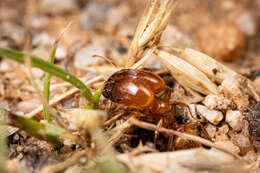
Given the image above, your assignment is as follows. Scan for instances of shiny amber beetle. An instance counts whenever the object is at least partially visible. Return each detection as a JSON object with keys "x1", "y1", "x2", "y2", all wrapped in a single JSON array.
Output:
[
  {"x1": 102, "y1": 69, "x2": 171, "y2": 115},
  {"x1": 102, "y1": 69, "x2": 210, "y2": 150}
]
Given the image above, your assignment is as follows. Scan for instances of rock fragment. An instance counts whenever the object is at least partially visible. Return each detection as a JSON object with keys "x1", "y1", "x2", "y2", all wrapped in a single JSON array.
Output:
[
  {"x1": 74, "y1": 45, "x2": 105, "y2": 68},
  {"x1": 226, "y1": 110, "x2": 244, "y2": 131},
  {"x1": 203, "y1": 94, "x2": 232, "y2": 111},
  {"x1": 219, "y1": 77, "x2": 249, "y2": 110},
  {"x1": 189, "y1": 104, "x2": 223, "y2": 125},
  {"x1": 231, "y1": 133, "x2": 251, "y2": 155}
]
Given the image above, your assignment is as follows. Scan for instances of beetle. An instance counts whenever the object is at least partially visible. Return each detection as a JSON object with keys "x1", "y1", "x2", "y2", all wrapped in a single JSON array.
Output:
[
  {"x1": 103, "y1": 69, "x2": 172, "y2": 115},
  {"x1": 102, "y1": 69, "x2": 210, "y2": 150}
]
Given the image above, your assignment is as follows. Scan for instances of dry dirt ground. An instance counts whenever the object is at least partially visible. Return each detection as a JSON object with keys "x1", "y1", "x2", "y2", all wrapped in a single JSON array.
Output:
[{"x1": 1, "y1": 0, "x2": 260, "y2": 173}]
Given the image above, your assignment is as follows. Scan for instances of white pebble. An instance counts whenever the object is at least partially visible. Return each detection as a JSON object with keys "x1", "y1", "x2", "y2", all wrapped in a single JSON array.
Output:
[
  {"x1": 189, "y1": 104, "x2": 223, "y2": 125},
  {"x1": 226, "y1": 110, "x2": 243, "y2": 131},
  {"x1": 40, "y1": 0, "x2": 77, "y2": 14},
  {"x1": 0, "y1": 61, "x2": 12, "y2": 72},
  {"x1": 74, "y1": 45, "x2": 105, "y2": 68},
  {"x1": 55, "y1": 47, "x2": 67, "y2": 60},
  {"x1": 205, "y1": 124, "x2": 216, "y2": 138},
  {"x1": 203, "y1": 94, "x2": 231, "y2": 111}
]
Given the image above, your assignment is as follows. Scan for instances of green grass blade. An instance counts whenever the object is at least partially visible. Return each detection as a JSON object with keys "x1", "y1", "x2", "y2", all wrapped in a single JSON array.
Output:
[
  {"x1": 43, "y1": 46, "x2": 57, "y2": 122},
  {"x1": 0, "y1": 108, "x2": 7, "y2": 172},
  {"x1": 87, "y1": 85, "x2": 104, "y2": 109},
  {"x1": 0, "y1": 47, "x2": 94, "y2": 103},
  {"x1": 5, "y1": 109, "x2": 65, "y2": 148}
]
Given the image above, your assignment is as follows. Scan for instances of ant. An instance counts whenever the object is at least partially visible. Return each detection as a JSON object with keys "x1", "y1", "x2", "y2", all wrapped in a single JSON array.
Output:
[{"x1": 102, "y1": 69, "x2": 211, "y2": 150}]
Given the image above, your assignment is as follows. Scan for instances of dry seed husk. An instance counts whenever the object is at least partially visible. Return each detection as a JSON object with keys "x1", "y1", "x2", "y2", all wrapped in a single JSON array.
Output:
[
  {"x1": 182, "y1": 48, "x2": 238, "y2": 83},
  {"x1": 182, "y1": 48, "x2": 260, "y2": 101},
  {"x1": 126, "y1": 0, "x2": 176, "y2": 67},
  {"x1": 156, "y1": 50, "x2": 218, "y2": 95}
]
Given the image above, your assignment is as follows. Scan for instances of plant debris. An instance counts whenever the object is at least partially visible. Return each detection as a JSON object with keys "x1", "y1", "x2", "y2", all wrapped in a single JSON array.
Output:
[{"x1": 1, "y1": 0, "x2": 260, "y2": 172}]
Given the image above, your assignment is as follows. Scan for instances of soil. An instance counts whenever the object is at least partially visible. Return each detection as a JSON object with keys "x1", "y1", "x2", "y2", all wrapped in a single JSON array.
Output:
[{"x1": 1, "y1": 0, "x2": 260, "y2": 172}]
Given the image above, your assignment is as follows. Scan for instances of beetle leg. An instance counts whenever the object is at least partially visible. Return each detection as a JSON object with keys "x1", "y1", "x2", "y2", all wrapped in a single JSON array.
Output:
[
  {"x1": 185, "y1": 122, "x2": 211, "y2": 141},
  {"x1": 168, "y1": 135, "x2": 174, "y2": 150},
  {"x1": 154, "y1": 118, "x2": 163, "y2": 148},
  {"x1": 161, "y1": 86, "x2": 172, "y2": 101},
  {"x1": 195, "y1": 123, "x2": 211, "y2": 141},
  {"x1": 173, "y1": 101, "x2": 204, "y2": 122}
]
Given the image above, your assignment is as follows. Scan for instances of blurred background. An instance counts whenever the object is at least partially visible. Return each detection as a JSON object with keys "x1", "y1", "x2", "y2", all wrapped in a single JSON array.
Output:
[{"x1": 1, "y1": 0, "x2": 260, "y2": 69}]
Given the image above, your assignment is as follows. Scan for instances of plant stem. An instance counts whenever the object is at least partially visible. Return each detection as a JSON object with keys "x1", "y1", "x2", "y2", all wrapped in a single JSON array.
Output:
[
  {"x1": 87, "y1": 85, "x2": 104, "y2": 109},
  {"x1": 0, "y1": 47, "x2": 94, "y2": 103},
  {"x1": 0, "y1": 108, "x2": 7, "y2": 172},
  {"x1": 2, "y1": 108, "x2": 66, "y2": 148},
  {"x1": 43, "y1": 46, "x2": 57, "y2": 122}
]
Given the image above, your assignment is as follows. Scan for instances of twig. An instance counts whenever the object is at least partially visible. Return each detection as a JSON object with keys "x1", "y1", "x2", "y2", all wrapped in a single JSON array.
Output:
[
  {"x1": 128, "y1": 117, "x2": 247, "y2": 162},
  {"x1": 40, "y1": 150, "x2": 88, "y2": 173},
  {"x1": 104, "y1": 112, "x2": 125, "y2": 126},
  {"x1": 108, "y1": 119, "x2": 132, "y2": 145}
]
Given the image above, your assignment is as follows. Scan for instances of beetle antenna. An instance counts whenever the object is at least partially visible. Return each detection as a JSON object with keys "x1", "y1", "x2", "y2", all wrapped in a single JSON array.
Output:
[{"x1": 92, "y1": 54, "x2": 120, "y2": 68}]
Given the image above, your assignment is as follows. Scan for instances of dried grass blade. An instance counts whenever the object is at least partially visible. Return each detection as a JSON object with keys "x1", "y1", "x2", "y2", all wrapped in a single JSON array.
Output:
[
  {"x1": 138, "y1": 0, "x2": 168, "y2": 47},
  {"x1": 125, "y1": 0, "x2": 176, "y2": 67},
  {"x1": 156, "y1": 50, "x2": 219, "y2": 95},
  {"x1": 182, "y1": 48, "x2": 260, "y2": 101},
  {"x1": 125, "y1": 0, "x2": 157, "y2": 68}
]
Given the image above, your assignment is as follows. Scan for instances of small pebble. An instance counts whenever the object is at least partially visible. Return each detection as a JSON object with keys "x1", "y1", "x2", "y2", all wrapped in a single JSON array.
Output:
[
  {"x1": 215, "y1": 124, "x2": 230, "y2": 141},
  {"x1": 17, "y1": 99, "x2": 41, "y2": 113},
  {"x1": 243, "y1": 150, "x2": 258, "y2": 163},
  {"x1": 205, "y1": 124, "x2": 216, "y2": 138},
  {"x1": 79, "y1": 156, "x2": 88, "y2": 164},
  {"x1": 80, "y1": 2, "x2": 112, "y2": 30},
  {"x1": 0, "y1": 60, "x2": 12, "y2": 72},
  {"x1": 55, "y1": 47, "x2": 67, "y2": 60},
  {"x1": 189, "y1": 104, "x2": 223, "y2": 125},
  {"x1": 231, "y1": 133, "x2": 251, "y2": 155},
  {"x1": 63, "y1": 139, "x2": 75, "y2": 146},
  {"x1": 40, "y1": 0, "x2": 77, "y2": 14},
  {"x1": 74, "y1": 45, "x2": 105, "y2": 68},
  {"x1": 219, "y1": 77, "x2": 249, "y2": 110},
  {"x1": 203, "y1": 94, "x2": 231, "y2": 111},
  {"x1": 226, "y1": 110, "x2": 244, "y2": 131}
]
